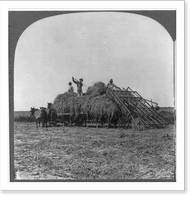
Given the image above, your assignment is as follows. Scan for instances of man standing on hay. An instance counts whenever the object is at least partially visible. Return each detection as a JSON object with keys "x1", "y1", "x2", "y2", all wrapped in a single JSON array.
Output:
[
  {"x1": 72, "y1": 77, "x2": 83, "y2": 96},
  {"x1": 107, "y1": 79, "x2": 121, "y2": 90}
]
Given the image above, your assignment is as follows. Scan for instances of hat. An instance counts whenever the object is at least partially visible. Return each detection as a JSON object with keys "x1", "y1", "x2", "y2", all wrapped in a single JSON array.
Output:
[
  {"x1": 80, "y1": 78, "x2": 83, "y2": 81},
  {"x1": 110, "y1": 79, "x2": 113, "y2": 82},
  {"x1": 68, "y1": 82, "x2": 72, "y2": 85}
]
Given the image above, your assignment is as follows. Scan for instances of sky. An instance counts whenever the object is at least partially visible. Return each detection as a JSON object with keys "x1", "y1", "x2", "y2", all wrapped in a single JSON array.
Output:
[{"x1": 14, "y1": 12, "x2": 174, "y2": 111}]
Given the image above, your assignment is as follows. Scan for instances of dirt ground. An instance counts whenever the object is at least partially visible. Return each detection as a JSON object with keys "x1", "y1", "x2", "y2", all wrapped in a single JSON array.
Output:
[{"x1": 14, "y1": 122, "x2": 176, "y2": 180}]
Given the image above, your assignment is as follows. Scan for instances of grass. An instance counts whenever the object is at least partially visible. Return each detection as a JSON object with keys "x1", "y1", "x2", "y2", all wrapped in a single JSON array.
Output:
[
  {"x1": 159, "y1": 111, "x2": 176, "y2": 124},
  {"x1": 14, "y1": 111, "x2": 31, "y2": 117},
  {"x1": 14, "y1": 111, "x2": 35, "y2": 122},
  {"x1": 14, "y1": 122, "x2": 176, "y2": 180}
]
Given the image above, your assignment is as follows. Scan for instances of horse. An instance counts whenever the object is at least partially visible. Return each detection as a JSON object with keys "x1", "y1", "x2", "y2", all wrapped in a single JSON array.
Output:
[{"x1": 30, "y1": 107, "x2": 48, "y2": 127}]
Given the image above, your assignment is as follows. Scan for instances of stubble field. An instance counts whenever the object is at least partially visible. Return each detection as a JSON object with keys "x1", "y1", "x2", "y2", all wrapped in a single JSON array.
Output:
[{"x1": 14, "y1": 122, "x2": 176, "y2": 181}]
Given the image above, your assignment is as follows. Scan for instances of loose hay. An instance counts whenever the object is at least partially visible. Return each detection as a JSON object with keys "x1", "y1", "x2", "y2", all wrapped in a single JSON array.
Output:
[
  {"x1": 86, "y1": 82, "x2": 107, "y2": 96},
  {"x1": 53, "y1": 82, "x2": 120, "y2": 120},
  {"x1": 53, "y1": 92, "x2": 77, "y2": 114}
]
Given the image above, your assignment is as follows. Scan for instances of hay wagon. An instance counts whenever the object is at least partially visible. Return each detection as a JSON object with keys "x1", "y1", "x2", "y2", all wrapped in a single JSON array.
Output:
[
  {"x1": 52, "y1": 82, "x2": 168, "y2": 129},
  {"x1": 55, "y1": 112, "x2": 87, "y2": 127},
  {"x1": 55, "y1": 113, "x2": 72, "y2": 126}
]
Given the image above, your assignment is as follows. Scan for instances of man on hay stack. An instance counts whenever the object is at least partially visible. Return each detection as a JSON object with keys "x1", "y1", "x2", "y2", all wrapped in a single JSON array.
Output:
[
  {"x1": 107, "y1": 79, "x2": 121, "y2": 90},
  {"x1": 68, "y1": 82, "x2": 74, "y2": 93},
  {"x1": 72, "y1": 77, "x2": 84, "y2": 97}
]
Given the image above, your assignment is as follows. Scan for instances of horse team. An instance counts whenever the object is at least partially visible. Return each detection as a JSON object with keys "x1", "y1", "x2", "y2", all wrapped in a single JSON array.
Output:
[
  {"x1": 30, "y1": 103, "x2": 85, "y2": 128},
  {"x1": 30, "y1": 104, "x2": 57, "y2": 127}
]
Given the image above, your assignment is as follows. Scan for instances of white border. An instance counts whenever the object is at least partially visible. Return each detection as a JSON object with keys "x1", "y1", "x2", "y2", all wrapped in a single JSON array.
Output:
[{"x1": 0, "y1": 1, "x2": 184, "y2": 191}]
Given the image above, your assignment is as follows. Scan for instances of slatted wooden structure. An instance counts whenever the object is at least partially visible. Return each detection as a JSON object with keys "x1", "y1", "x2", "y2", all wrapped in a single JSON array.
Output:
[{"x1": 107, "y1": 87, "x2": 168, "y2": 129}]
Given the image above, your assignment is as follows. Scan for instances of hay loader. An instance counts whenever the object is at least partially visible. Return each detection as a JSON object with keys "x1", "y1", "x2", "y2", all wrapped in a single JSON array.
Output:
[{"x1": 106, "y1": 87, "x2": 168, "y2": 130}]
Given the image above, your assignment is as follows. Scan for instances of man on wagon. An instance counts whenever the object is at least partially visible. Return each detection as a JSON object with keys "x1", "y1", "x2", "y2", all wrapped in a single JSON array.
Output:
[
  {"x1": 72, "y1": 77, "x2": 84, "y2": 97},
  {"x1": 68, "y1": 82, "x2": 74, "y2": 92},
  {"x1": 107, "y1": 79, "x2": 121, "y2": 90}
]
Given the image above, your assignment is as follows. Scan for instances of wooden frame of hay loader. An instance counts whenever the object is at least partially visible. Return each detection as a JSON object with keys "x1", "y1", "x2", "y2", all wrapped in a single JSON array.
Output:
[{"x1": 106, "y1": 87, "x2": 168, "y2": 130}]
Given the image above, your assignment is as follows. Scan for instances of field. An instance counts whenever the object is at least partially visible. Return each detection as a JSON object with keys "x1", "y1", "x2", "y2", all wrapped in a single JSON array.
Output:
[
  {"x1": 14, "y1": 111, "x2": 31, "y2": 117},
  {"x1": 14, "y1": 122, "x2": 176, "y2": 180}
]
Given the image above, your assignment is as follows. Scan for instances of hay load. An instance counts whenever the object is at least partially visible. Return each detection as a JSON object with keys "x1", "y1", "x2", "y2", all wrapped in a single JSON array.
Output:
[
  {"x1": 52, "y1": 82, "x2": 120, "y2": 120},
  {"x1": 53, "y1": 92, "x2": 77, "y2": 114},
  {"x1": 85, "y1": 81, "x2": 107, "y2": 96},
  {"x1": 52, "y1": 81, "x2": 167, "y2": 129}
]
